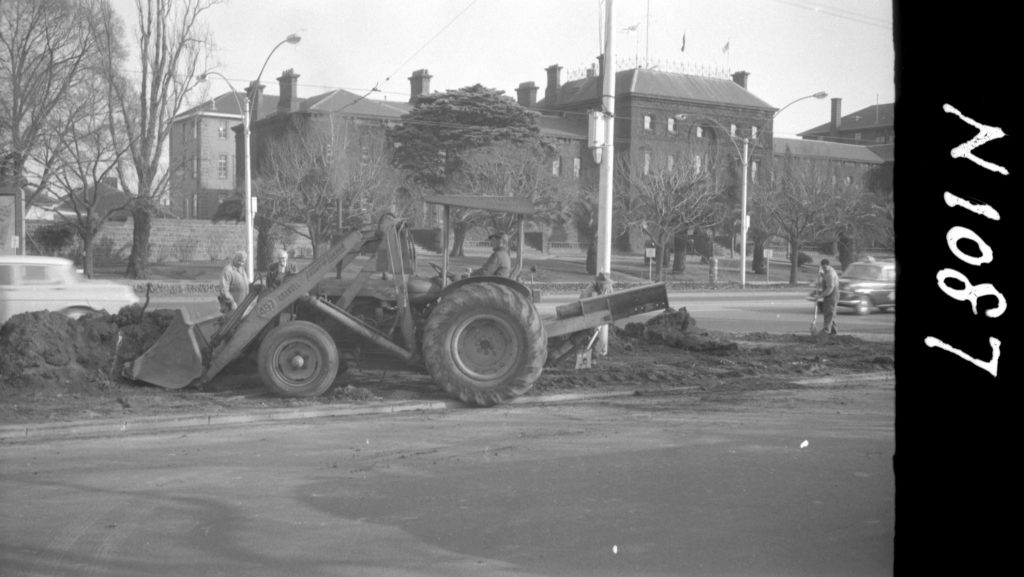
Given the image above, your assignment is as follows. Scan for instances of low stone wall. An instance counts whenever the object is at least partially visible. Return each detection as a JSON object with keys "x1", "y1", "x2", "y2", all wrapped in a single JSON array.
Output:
[{"x1": 27, "y1": 218, "x2": 313, "y2": 267}]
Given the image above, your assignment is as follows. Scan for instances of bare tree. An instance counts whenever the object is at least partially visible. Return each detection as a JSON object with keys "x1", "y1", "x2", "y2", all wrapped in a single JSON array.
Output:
[
  {"x1": 1, "y1": 0, "x2": 107, "y2": 209},
  {"x1": 257, "y1": 117, "x2": 400, "y2": 260},
  {"x1": 45, "y1": 66, "x2": 134, "y2": 277},
  {"x1": 618, "y1": 154, "x2": 723, "y2": 281},
  {"x1": 765, "y1": 150, "x2": 843, "y2": 285},
  {"x1": 105, "y1": 0, "x2": 219, "y2": 278}
]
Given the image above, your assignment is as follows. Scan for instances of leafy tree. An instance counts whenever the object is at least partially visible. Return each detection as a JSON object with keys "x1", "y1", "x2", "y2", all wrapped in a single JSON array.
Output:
[
  {"x1": 106, "y1": 0, "x2": 219, "y2": 278},
  {"x1": 389, "y1": 84, "x2": 542, "y2": 256}
]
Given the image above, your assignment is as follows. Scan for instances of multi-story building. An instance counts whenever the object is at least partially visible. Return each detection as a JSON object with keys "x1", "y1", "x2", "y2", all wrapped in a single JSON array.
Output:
[
  {"x1": 798, "y1": 98, "x2": 894, "y2": 145},
  {"x1": 168, "y1": 90, "x2": 281, "y2": 219}
]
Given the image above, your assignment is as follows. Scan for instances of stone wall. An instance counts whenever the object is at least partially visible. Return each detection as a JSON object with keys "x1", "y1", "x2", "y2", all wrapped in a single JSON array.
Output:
[{"x1": 27, "y1": 218, "x2": 313, "y2": 266}]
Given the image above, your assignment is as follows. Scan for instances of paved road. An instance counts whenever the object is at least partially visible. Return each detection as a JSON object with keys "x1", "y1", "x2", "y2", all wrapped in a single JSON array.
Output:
[
  {"x1": 0, "y1": 375, "x2": 894, "y2": 576},
  {"x1": 150, "y1": 290, "x2": 894, "y2": 341}
]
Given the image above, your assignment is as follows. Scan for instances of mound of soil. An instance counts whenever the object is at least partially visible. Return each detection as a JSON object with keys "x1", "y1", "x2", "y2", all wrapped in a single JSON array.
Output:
[{"x1": 0, "y1": 305, "x2": 894, "y2": 426}]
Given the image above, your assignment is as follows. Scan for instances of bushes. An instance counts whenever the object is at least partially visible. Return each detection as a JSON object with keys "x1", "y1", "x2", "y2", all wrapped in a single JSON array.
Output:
[{"x1": 31, "y1": 221, "x2": 76, "y2": 256}]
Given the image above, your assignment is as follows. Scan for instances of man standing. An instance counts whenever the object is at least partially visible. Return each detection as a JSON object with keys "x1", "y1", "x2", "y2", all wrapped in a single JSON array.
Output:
[
  {"x1": 469, "y1": 232, "x2": 512, "y2": 278},
  {"x1": 817, "y1": 258, "x2": 839, "y2": 335},
  {"x1": 219, "y1": 251, "x2": 249, "y2": 313},
  {"x1": 265, "y1": 248, "x2": 297, "y2": 290}
]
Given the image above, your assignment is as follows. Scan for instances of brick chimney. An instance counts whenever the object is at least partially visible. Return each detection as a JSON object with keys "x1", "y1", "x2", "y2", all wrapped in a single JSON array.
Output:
[
  {"x1": 409, "y1": 69, "x2": 432, "y2": 103},
  {"x1": 545, "y1": 64, "x2": 562, "y2": 106},
  {"x1": 732, "y1": 71, "x2": 749, "y2": 89},
  {"x1": 276, "y1": 69, "x2": 300, "y2": 114},
  {"x1": 516, "y1": 81, "x2": 538, "y2": 107},
  {"x1": 830, "y1": 97, "x2": 842, "y2": 138}
]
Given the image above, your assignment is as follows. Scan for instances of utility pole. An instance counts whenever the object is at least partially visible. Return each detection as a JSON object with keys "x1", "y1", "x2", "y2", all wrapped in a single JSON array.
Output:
[{"x1": 596, "y1": 0, "x2": 616, "y2": 355}]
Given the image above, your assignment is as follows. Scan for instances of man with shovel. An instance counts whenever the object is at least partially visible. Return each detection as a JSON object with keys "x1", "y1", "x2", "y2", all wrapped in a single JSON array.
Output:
[{"x1": 813, "y1": 258, "x2": 839, "y2": 335}]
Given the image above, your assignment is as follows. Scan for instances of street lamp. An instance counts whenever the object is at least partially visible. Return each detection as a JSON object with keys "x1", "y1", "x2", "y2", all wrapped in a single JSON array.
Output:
[
  {"x1": 199, "y1": 33, "x2": 300, "y2": 281},
  {"x1": 674, "y1": 90, "x2": 826, "y2": 288}
]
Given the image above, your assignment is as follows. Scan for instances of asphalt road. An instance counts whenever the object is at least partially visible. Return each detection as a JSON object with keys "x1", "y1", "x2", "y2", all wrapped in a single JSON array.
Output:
[
  {"x1": 0, "y1": 374, "x2": 894, "y2": 576},
  {"x1": 151, "y1": 289, "x2": 895, "y2": 341}
]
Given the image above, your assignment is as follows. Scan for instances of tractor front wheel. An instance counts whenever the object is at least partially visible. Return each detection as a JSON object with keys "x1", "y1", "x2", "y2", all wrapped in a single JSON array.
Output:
[
  {"x1": 258, "y1": 321, "x2": 340, "y2": 397},
  {"x1": 423, "y1": 283, "x2": 546, "y2": 406}
]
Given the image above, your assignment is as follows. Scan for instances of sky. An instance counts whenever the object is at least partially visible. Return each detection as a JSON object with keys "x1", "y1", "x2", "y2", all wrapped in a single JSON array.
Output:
[{"x1": 111, "y1": 0, "x2": 895, "y2": 139}]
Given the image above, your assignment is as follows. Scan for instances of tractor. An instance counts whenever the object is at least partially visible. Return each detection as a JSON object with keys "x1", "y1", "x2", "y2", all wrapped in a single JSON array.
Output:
[{"x1": 128, "y1": 195, "x2": 669, "y2": 406}]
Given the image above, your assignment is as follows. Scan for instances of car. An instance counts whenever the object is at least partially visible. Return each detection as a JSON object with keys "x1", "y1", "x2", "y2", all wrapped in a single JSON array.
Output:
[
  {"x1": 808, "y1": 258, "x2": 896, "y2": 315},
  {"x1": 0, "y1": 255, "x2": 140, "y2": 326}
]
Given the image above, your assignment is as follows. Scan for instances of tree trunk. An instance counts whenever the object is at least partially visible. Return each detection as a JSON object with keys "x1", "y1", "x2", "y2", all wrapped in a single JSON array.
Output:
[
  {"x1": 81, "y1": 232, "x2": 96, "y2": 279},
  {"x1": 450, "y1": 221, "x2": 467, "y2": 258},
  {"x1": 752, "y1": 237, "x2": 766, "y2": 275},
  {"x1": 788, "y1": 238, "x2": 802, "y2": 286},
  {"x1": 671, "y1": 233, "x2": 687, "y2": 274},
  {"x1": 585, "y1": 242, "x2": 597, "y2": 275},
  {"x1": 837, "y1": 232, "x2": 856, "y2": 272},
  {"x1": 125, "y1": 207, "x2": 152, "y2": 279},
  {"x1": 654, "y1": 242, "x2": 667, "y2": 281},
  {"x1": 256, "y1": 215, "x2": 274, "y2": 268}
]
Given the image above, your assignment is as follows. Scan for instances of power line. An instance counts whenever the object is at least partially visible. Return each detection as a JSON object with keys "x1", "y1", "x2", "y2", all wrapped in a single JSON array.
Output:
[{"x1": 765, "y1": 0, "x2": 892, "y2": 30}]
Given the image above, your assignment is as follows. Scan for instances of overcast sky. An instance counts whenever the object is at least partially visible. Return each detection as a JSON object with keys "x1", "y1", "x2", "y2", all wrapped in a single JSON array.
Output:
[{"x1": 112, "y1": 0, "x2": 895, "y2": 138}]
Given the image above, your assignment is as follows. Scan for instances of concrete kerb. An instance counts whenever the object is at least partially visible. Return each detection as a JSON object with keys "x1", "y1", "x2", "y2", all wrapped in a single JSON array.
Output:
[{"x1": 0, "y1": 375, "x2": 893, "y2": 443}]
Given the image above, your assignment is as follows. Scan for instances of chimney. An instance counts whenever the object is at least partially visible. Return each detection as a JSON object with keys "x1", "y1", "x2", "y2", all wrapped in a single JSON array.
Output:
[
  {"x1": 516, "y1": 81, "x2": 538, "y2": 107},
  {"x1": 830, "y1": 97, "x2": 842, "y2": 138},
  {"x1": 246, "y1": 81, "x2": 265, "y2": 122},
  {"x1": 586, "y1": 64, "x2": 597, "y2": 78},
  {"x1": 732, "y1": 71, "x2": 749, "y2": 89},
  {"x1": 276, "y1": 69, "x2": 300, "y2": 114},
  {"x1": 545, "y1": 64, "x2": 562, "y2": 106},
  {"x1": 409, "y1": 69, "x2": 432, "y2": 103}
]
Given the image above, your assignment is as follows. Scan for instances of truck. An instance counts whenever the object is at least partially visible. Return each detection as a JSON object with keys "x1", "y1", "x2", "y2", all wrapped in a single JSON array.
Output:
[{"x1": 128, "y1": 196, "x2": 669, "y2": 406}]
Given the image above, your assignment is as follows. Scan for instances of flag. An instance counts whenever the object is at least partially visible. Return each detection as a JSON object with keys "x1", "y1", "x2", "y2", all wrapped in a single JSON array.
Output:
[
  {"x1": 722, "y1": 41, "x2": 730, "y2": 54},
  {"x1": 623, "y1": 23, "x2": 639, "y2": 32},
  {"x1": 681, "y1": 33, "x2": 686, "y2": 53}
]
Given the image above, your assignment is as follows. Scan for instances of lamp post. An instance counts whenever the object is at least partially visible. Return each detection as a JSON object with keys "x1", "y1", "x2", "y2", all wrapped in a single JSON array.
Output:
[
  {"x1": 675, "y1": 90, "x2": 826, "y2": 288},
  {"x1": 199, "y1": 33, "x2": 300, "y2": 281}
]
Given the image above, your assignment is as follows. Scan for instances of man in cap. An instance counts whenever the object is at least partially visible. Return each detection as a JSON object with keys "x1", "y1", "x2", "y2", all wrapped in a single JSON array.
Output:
[
  {"x1": 469, "y1": 231, "x2": 512, "y2": 278},
  {"x1": 265, "y1": 248, "x2": 297, "y2": 290}
]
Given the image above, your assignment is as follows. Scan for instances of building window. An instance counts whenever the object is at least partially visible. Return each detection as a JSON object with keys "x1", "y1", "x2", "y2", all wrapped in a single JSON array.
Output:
[
  {"x1": 572, "y1": 157, "x2": 581, "y2": 179},
  {"x1": 751, "y1": 160, "x2": 758, "y2": 182},
  {"x1": 730, "y1": 123, "x2": 737, "y2": 137},
  {"x1": 191, "y1": 157, "x2": 198, "y2": 178},
  {"x1": 643, "y1": 151, "x2": 651, "y2": 175},
  {"x1": 854, "y1": 132, "x2": 862, "y2": 141},
  {"x1": 193, "y1": 119, "x2": 199, "y2": 139},
  {"x1": 218, "y1": 120, "x2": 228, "y2": 139},
  {"x1": 751, "y1": 126, "x2": 758, "y2": 140},
  {"x1": 693, "y1": 154, "x2": 702, "y2": 173},
  {"x1": 696, "y1": 126, "x2": 704, "y2": 139},
  {"x1": 667, "y1": 117, "x2": 676, "y2": 133},
  {"x1": 552, "y1": 156, "x2": 561, "y2": 176},
  {"x1": 643, "y1": 114, "x2": 653, "y2": 131},
  {"x1": 666, "y1": 154, "x2": 674, "y2": 172},
  {"x1": 218, "y1": 155, "x2": 228, "y2": 179}
]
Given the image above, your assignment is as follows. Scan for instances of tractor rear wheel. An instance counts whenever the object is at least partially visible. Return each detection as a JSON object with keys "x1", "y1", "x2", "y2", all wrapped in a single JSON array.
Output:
[
  {"x1": 258, "y1": 321, "x2": 339, "y2": 397},
  {"x1": 422, "y1": 283, "x2": 547, "y2": 406}
]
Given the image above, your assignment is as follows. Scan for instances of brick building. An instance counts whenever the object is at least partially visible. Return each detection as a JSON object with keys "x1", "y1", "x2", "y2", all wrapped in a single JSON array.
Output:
[{"x1": 799, "y1": 98, "x2": 894, "y2": 145}]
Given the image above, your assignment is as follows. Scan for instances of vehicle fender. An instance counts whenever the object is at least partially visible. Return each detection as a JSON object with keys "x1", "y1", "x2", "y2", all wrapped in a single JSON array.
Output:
[{"x1": 439, "y1": 276, "x2": 531, "y2": 301}]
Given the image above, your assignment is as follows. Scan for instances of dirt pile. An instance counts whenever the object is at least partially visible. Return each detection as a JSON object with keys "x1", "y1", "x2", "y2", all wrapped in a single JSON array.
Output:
[
  {"x1": 615, "y1": 307, "x2": 738, "y2": 353},
  {"x1": 0, "y1": 306, "x2": 175, "y2": 393}
]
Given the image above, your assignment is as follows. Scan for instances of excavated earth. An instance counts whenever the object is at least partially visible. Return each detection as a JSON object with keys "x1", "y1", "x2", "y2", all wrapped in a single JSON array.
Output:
[{"x1": 0, "y1": 305, "x2": 894, "y2": 425}]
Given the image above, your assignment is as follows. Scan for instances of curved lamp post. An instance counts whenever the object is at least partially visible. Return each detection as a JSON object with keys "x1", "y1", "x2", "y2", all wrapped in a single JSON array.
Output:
[
  {"x1": 675, "y1": 90, "x2": 826, "y2": 288},
  {"x1": 198, "y1": 33, "x2": 300, "y2": 281}
]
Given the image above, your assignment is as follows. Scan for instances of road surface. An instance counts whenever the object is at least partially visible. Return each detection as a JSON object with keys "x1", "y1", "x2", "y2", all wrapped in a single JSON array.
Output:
[{"x1": 0, "y1": 374, "x2": 894, "y2": 576}]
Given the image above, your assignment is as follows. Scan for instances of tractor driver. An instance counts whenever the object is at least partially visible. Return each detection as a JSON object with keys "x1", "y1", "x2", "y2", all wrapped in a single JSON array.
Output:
[{"x1": 469, "y1": 232, "x2": 512, "y2": 278}]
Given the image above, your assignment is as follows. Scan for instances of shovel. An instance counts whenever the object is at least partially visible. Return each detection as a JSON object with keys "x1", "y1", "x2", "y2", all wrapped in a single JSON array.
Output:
[{"x1": 810, "y1": 297, "x2": 819, "y2": 335}]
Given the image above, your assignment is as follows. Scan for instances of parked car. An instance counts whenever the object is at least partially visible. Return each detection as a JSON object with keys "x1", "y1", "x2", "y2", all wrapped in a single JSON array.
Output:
[
  {"x1": 807, "y1": 258, "x2": 896, "y2": 314},
  {"x1": 0, "y1": 256, "x2": 140, "y2": 326}
]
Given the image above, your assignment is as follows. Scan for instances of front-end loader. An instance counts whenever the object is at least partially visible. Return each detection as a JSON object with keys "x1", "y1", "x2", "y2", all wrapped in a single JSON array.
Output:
[{"x1": 128, "y1": 196, "x2": 669, "y2": 406}]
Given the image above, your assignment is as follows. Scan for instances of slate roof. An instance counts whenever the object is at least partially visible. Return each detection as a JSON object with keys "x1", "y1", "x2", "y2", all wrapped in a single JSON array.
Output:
[
  {"x1": 174, "y1": 92, "x2": 282, "y2": 121},
  {"x1": 540, "y1": 68, "x2": 775, "y2": 111},
  {"x1": 774, "y1": 137, "x2": 886, "y2": 164},
  {"x1": 302, "y1": 88, "x2": 412, "y2": 120},
  {"x1": 800, "y1": 103, "x2": 894, "y2": 137}
]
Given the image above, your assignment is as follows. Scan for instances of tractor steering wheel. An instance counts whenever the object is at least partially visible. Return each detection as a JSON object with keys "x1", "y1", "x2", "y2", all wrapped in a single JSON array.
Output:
[{"x1": 430, "y1": 262, "x2": 459, "y2": 281}]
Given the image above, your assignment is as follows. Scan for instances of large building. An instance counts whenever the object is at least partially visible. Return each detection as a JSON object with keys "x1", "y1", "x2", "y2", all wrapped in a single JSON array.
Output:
[
  {"x1": 798, "y1": 98, "x2": 894, "y2": 145},
  {"x1": 168, "y1": 90, "x2": 281, "y2": 219}
]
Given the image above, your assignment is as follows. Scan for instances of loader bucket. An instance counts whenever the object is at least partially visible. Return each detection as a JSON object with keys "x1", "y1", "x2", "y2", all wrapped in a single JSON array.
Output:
[{"x1": 128, "y1": 309, "x2": 209, "y2": 389}]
